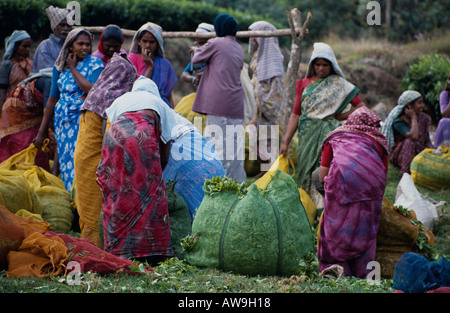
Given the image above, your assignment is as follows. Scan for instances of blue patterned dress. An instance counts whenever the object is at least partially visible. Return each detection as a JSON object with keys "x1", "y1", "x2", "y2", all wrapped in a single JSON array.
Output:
[{"x1": 54, "y1": 54, "x2": 104, "y2": 191}]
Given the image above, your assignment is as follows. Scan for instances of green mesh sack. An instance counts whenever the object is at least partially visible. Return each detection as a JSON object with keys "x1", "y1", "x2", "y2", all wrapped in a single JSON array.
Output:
[
  {"x1": 166, "y1": 180, "x2": 192, "y2": 259},
  {"x1": 37, "y1": 185, "x2": 73, "y2": 234},
  {"x1": 186, "y1": 170, "x2": 314, "y2": 276}
]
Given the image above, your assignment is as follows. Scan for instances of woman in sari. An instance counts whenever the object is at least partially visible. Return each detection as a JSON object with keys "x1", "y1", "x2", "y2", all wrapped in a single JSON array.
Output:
[
  {"x1": 92, "y1": 25, "x2": 127, "y2": 66},
  {"x1": 0, "y1": 30, "x2": 32, "y2": 108},
  {"x1": 74, "y1": 52, "x2": 138, "y2": 247},
  {"x1": 0, "y1": 71, "x2": 52, "y2": 170},
  {"x1": 97, "y1": 76, "x2": 173, "y2": 265},
  {"x1": 434, "y1": 72, "x2": 450, "y2": 147},
  {"x1": 128, "y1": 22, "x2": 177, "y2": 108},
  {"x1": 248, "y1": 21, "x2": 288, "y2": 168},
  {"x1": 33, "y1": 28, "x2": 104, "y2": 191},
  {"x1": 317, "y1": 106, "x2": 388, "y2": 279},
  {"x1": 381, "y1": 90, "x2": 432, "y2": 174},
  {"x1": 280, "y1": 43, "x2": 364, "y2": 190}
]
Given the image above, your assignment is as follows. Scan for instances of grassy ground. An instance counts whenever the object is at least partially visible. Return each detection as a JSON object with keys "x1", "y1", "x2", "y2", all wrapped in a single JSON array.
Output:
[{"x1": 0, "y1": 162, "x2": 448, "y2": 294}]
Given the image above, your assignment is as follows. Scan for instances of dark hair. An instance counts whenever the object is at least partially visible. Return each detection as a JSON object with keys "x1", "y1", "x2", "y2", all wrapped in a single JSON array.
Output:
[{"x1": 102, "y1": 25, "x2": 123, "y2": 43}]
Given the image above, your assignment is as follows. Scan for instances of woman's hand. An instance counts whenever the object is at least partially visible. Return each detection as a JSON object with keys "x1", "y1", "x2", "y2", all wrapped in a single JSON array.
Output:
[
  {"x1": 66, "y1": 53, "x2": 77, "y2": 69},
  {"x1": 280, "y1": 145, "x2": 289, "y2": 156},
  {"x1": 142, "y1": 48, "x2": 154, "y2": 78},
  {"x1": 404, "y1": 106, "x2": 416, "y2": 119},
  {"x1": 33, "y1": 130, "x2": 47, "y2": 150},
  {"x1": 142, "y1": 48, "x2": 154, "y2": 66}
]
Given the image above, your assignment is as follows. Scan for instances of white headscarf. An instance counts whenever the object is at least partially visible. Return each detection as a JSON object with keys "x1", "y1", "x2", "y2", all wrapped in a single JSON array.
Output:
[
  {"x1": 248, "y1": 21, "x2": 284, "y2": 82},
  {"x1": 306, "y1": 42, "x2": 345, "y2": 79},
  {"x1": 129, "y1": 22, "x2": 164, "y2": 57},
  {"x1": 380, "y1": 90, "x2": 422, "y2": 151},
  {"x1": 106, "y1": 76, "x2": 193, "y2": 143},
  {"x1": 3, "y1": 30, "x2": 30, "y2": 61}
]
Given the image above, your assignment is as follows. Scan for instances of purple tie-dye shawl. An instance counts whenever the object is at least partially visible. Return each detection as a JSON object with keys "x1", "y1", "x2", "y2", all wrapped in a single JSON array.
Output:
[
  {"x1": 318, "y1": 131, "x2": 387, "y2": 278},
  {"x1": 81, "y1": 53, "x2": 138, "y2": 118}
]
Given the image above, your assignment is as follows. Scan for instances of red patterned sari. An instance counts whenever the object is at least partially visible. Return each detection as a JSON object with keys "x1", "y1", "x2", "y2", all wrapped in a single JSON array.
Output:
[
  {"x1": 0, "y1": 79, "x2": 50, "y2": 170},
  {"x1": 97, "y1": 111, "x2": 173, "y2": 260}
]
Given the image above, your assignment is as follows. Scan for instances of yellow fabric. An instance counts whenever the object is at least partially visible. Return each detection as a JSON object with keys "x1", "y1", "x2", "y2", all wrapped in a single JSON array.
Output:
[
  {"x1": 0, "y1": 168, "x2": 39, "y2": 215},
  {"x1": 0, "y1": 140, "x2": 49, "y2": 172},
  {"x1": 7, "y1": 231, "x2": 68, "y2": 278},
  {"x1": 22, "y1": 165, "x2": 65, "y2": 190},
  {"x1": 0, "y1": 142, "x2": 73, "y2": 232},
  {"x1": 73, "y1": 111, "x2": 104, "y2": 246},
  {"x1": 15, "y1": 209, "x2": 44, "y2": 222},
  {"x1": 174, "y1": 92, "x2": 206, "y2": 133},
  {"x1": 253, "y1": 155, "x2": 317, "y2": 226},
  {"x1": 1, "y1": 205, "x2": 49, "y2": 238},
  {"x1": 410, "y1": 145, "x2": 450, "y2": 190}
]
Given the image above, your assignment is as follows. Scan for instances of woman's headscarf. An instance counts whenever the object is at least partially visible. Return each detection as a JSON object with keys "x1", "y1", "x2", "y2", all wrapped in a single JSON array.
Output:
[
  {"x1": 105, "y1": 76, "x2": 180, "y2": 143},
  {"x1": 54, "y1": 28, "x2": 94, "y2": 72},
  {"x1": 3, "y1": 30, "x2": 31, "y2": 62},
  {"x1": 327, "y1": 106, "x2": 388, "y2": 153},
  {"x1": 129, "y1": 22, "x2": 164, "y2": 57},
  {"x1": 82, "y1": 53, "x2": 138, "y2": 118},
  {"x1": 214, "y1": 14, "x2": 238, "y2": 37},
  {"x1": 97, "y1": 24, "x2": 124, "y2": 63},
  {"x1": 306, "y1": 42, "x2": 345, "y2": 79},
  {"x1": 248, "y1": 21, "x2": 284, "y2": 81},
  {"x1": 380, "y1": 90, "x2": 422, "y2": 151}
]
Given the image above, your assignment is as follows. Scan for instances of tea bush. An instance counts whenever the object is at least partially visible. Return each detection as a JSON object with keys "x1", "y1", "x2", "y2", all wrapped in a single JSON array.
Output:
[{"x1": 399, "y1": 53, "x2": 450, "y2": 123}]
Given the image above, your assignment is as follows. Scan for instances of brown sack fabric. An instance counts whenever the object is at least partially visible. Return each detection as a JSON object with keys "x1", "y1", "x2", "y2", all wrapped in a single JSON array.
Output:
[
  {"x1": 7, "y1": 232, "x2": 68, "y2": 278},
  {"x1": 0, "y1": 205, "x2": 50, "y2": 238},
  {"x1": 0, "y1": 209, "x2": 25, "y2": 270}
]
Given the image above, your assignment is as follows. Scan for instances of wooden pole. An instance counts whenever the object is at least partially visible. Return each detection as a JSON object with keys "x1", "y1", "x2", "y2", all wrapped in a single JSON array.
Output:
[
  {"x1": 81, "y1": 26, "x2": 307, "y2": 38},
  {"x1": 285, "y1": 9, "x2": 312, "y2": 115}
]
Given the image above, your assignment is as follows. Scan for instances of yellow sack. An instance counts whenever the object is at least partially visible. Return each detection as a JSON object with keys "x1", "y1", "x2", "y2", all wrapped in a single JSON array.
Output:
[
  {"x1": 0, "y1": 141, "x2": 72, "y2": 232},
  {"x1": 0, "y1": 169, "x2": 40, "y2": 215},
  {"x1": 23, "y1": 166, "x2": 65, "y2": 190},
  {"x1": 37, "y1": 186, "x2": 73, "y2": 234},
  {"x1": 174, "y1": 92, "x2": 206, "y2": 133},
  {"x1": 0, "y1": 140, "x2": 49, "y2": 173},
  {"x1": 15, "y1": 209, "x2": 44, "y2": 222},
  {"x1": 253, "y1": 155, "x2": 317, "y2": 226},
  {"x1": 410, "y1": 145, "x2": 450, "y2": 190}
]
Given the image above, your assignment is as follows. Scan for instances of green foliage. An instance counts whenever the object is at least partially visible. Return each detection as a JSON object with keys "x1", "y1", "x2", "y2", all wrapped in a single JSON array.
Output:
[
  {"x1": 204, "y1": 175, "x2": 248, "y2": 198},
  {"x1": 0, "y1": 0, "x2": 278, "y2": 42},
  {"x1": 399, "y1": 53, "x2": 450, "y2": 122}
]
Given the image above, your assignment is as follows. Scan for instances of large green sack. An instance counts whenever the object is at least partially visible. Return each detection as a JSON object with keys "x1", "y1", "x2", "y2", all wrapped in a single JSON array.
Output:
[
  {"x1": 37, "y1": 185, "x2": 74, "y2": 234},
  {"x1": 186, "y1": 170, "x2": 314, "y2": 276},
  {"x1": 167, "y1": 180, "x2": 192, "y2": 259}
]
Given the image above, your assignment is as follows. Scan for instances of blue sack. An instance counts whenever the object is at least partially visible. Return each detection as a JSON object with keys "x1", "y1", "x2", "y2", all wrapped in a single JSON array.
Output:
[{"x1": 393, "y1": 252, "x2": 450, "y2": 293}]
